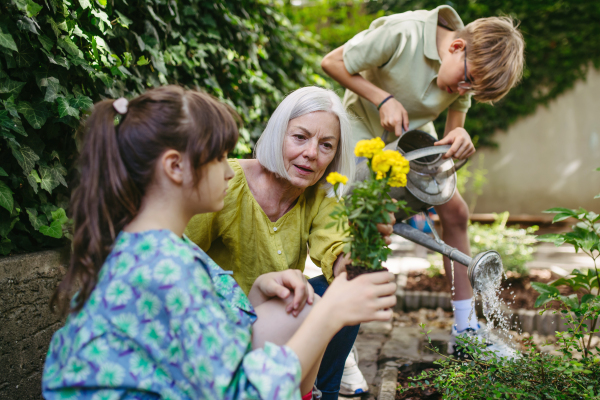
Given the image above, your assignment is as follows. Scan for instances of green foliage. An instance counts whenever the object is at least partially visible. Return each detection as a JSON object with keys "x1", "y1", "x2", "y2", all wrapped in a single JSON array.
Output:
[
  {"x1": 328, "y1": 159, "x2": 408, "y2": 270},
  {"x1": 469, "y1": 212, "x2": 538, "y2": 276},
  {"x1": 289, "y1": 0, "x2": 600, "y2": 149},
  {"x1": 410, "y1": 191, "x2": 600, "y2": 399},
  {"x1": 411, "y1": 322, "x2": 600, "y2": 399},
  {"x1": 0, "y1": 0, "x2": 323, "y2": 255}
]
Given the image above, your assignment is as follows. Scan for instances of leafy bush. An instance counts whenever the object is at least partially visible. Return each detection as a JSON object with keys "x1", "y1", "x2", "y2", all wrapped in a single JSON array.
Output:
[
  {"x1": 406, "y1": 194, "x2": 600, "y2": 399},
  {"x1": 469, "y1": 212, "x2": 538, "y2": 276},
  {"x1": 0, "y1": 0, "x2": 323, "y2": 255}
]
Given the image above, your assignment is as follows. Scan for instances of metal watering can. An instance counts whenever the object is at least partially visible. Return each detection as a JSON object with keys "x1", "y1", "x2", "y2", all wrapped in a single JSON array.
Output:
[{"x1": 354, "y1": 130, "x2": 503, "y2": 291}]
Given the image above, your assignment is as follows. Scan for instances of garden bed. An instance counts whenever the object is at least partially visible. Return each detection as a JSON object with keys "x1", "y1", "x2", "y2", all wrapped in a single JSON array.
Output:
[
  {"x1": 404, "y1": 268, "x2": 576, "y2": 309},
  {"x1": 396, "y1": 362, "x2": 441, "y2": 400}
]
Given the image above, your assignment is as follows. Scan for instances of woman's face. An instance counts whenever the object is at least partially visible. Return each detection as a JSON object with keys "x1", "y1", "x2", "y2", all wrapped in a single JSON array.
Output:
[{"x1": 282, "y1": 111, "x2": 340, "y2": 189}]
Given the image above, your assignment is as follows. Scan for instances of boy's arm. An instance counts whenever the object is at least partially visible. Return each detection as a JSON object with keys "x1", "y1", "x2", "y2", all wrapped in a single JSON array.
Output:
[
  {"x1": 434, "y1": 109, "x2": 475, "y2": 160},
  {"x1": 321, "y1": 45, "x2": 409, "y2": 136}
]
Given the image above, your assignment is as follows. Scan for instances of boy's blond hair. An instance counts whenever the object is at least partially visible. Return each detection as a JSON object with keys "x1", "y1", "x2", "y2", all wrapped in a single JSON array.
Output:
[{"x1": 455, "y1": 16, "x2": 525, "y2": 104}]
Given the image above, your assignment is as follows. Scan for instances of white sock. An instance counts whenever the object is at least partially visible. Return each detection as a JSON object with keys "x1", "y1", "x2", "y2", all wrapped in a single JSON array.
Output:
[{"x1": 452, "y1": 298, "x2": 479, "y2": 331}]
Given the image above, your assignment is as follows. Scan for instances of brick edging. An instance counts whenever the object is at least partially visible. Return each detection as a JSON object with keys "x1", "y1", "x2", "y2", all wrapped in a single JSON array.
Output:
[{"x1": 394, "y1": 272, "x2": 598, "y2": 336}]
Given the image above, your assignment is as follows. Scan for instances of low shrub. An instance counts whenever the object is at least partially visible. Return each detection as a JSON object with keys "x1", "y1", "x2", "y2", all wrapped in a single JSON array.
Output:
[{"x1": 404, "y1": 193, "x2": 600, "y2": 399}]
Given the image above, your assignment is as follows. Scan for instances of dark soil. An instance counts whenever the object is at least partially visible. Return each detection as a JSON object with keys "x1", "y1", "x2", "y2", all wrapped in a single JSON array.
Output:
[
  {"x1": 404, "y1": 269, "x2": 577, "y2": 309},
  {"x1": 396, "y1": 363, "x2": 442, "y2": 400},
  {"x1": 346, "y1": 265, "x2": 388, "y2": 280}
]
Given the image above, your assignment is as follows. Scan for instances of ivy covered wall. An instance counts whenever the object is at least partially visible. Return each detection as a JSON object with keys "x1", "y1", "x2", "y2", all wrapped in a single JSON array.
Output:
[{"x1": 0, "y1": 0, "x2": 323, "y2": 255}]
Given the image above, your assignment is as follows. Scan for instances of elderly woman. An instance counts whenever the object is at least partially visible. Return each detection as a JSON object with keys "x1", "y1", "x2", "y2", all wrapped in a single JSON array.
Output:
[{"x1": 185, "y1": 87, "x2": 394, "y2": 399}]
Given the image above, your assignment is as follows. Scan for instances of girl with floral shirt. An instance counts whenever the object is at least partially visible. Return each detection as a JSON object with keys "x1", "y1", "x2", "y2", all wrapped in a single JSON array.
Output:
[{"x1": 42, "y1": 86, "x2": 397, "y2": 400}]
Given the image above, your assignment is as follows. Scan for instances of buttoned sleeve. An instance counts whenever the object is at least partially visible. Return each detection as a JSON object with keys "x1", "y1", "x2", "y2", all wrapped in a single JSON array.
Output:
[
  {"x1": 307, "y1": 195, "x2": 348, "y2": 284},
  {"x1": 343, "y1": 20, "x2": 411, "y2": 75},
  {"x1": 449, "y1": 93, "x2": 472, "y2": 113}
]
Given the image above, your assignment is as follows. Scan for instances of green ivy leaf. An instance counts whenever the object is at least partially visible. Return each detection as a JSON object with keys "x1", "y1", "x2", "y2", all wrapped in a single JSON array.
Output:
[
  {"x1": 70, "y1": 95, "x2": 93, "y2": 111},
  {"x1": 16, "y1": 101, "x2": 49, "y2": 129},
  {"x1": 17, "y1": 17, "x2": 39, "y2": 34},
  {"x1": 78, "y1": 0, "x2": 91, "y2": 9},
  {"x1": 0, "y1": 167, "x2": 7, "y2": 177},
  {"x1": 96, "y1": 0, "x2": 107, "y2": 7},
  {"x1": 44, "y1": 77, "x2": 62, "y2": 102},
  {"x1": 26, "y1": 207, "x2": 48, "y2": 230},
  {"x1": 38, "y1": 34, "x2": 54, "y2": 52},
  {"x1": 122, "y1": 52, "x2": 132, "y2": 67},
  {"x1": 0, "y1": 32, "x2": 18, "y2": 52},
  {"x1": 0, "y1": 78, "x2": 27, "y2": 96},
  {"x1": 27, "y1": 172, "x2": 39, "y2": 193},
  {"x1": 137, "y1": 55, "x2": 150, "y2": 66},
  {"x1": 3, "y1": 96, "x2": 18, "y2": 118},
  {"x1": 147, "y1": 5, "x2": 167, "y2": 27},
  {"x1": 51, "y1": 208, "x2": 68, "y2": 225},
  {"x1": 115, "y1": 10, "x2": 132, "y2": 28},
  {"x1": 39, "y1": 219, "x2": 63, "y2": 238},
  {"x1": 57, "y1": 97, "x2": 79, "y2": 118},
  {"x1": 95, "y1": 72, "x2": 113, "y2": 87},
  {"x1": 57, "y1": 36, "x2": 84, "y2": 58},
  {"x1": 0, "y1": 110, "x2": 26, "y2": 136},
  {"x1": 46, "y1": 16, "x2": 61, "y2": 38},
  {"x1": 9, "y1": 143, "x2": 39, "y2": 175},
  {"x1": 0, "y1": 181, "x2": 14, "y2": 213},
  {"x1": 39, "y1": 165, "x2": 59, "y2": 193}
]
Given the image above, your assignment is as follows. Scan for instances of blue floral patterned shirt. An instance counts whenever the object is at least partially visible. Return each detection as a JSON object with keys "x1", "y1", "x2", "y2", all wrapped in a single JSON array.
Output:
[{"x1": 42, "y1": 229, "x2": 302, "y2": 400}]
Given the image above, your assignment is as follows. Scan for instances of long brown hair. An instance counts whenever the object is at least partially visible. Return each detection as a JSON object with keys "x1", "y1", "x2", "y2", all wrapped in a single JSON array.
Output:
[{"x1": 51, "y1": 85, "x2": 239, "y2": 313}]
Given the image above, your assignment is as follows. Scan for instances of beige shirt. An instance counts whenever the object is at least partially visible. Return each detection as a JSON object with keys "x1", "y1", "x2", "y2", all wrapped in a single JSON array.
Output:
[{"x1": 342, "y1": 6, "x2": 471, "y2": 144}]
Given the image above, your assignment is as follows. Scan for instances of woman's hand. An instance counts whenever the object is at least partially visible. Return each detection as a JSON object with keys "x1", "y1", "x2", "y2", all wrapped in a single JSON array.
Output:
[
  {"x1": 379, "y1": 97, "x2": 409, "y2": 137},
  {"x1": 321, "y1": 271, "x2": 397, "y2": 327},
  {"x1": 248, "y1": 270, "x2": 314, "y2": 317},
  {"x1": 434, "y1": 127, "x2": 475, "y2": 160}
]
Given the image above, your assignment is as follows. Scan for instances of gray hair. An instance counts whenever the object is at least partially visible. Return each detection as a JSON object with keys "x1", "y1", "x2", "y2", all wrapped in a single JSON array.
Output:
[{"x1": 254, "y1": 86, "x2": 355, "y2": 197}]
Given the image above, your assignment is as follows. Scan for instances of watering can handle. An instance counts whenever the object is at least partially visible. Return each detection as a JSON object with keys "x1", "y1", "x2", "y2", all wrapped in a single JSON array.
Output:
[{"x1": 402, "y1": 146, "x2": 469, "y2": 172}]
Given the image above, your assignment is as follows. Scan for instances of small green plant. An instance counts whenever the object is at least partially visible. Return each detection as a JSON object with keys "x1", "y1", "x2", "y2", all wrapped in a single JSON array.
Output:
[
  {"x1": 327, "y1": 137, "x2": 410, "y2": 271},
  {"x1": 469, "y1": 211, "x2": 538, "y2": 276},
  {"x1": 403, "y1": 187, "x2": 600, "y2": 399},
  {"x1": 456, "y1": 153, "x2": 488, "y2": 214}
]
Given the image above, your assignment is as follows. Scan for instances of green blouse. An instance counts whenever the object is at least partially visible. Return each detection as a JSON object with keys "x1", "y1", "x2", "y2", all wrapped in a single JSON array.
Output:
[{"x1": 185, "y1": 160, "x2": 346, "y2": 294}]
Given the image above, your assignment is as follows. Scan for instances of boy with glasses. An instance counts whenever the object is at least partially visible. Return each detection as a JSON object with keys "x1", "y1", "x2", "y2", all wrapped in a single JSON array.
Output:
[{"x1": 321, "y1": 5, "x2": 524, "y2": 395}]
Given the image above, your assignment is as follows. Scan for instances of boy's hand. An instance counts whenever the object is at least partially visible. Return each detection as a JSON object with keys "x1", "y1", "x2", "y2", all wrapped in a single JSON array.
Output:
[
  {"x1": 434, "y1": 127, "x2": 475, "y2": 160},
  {"x1": 379, "y1": 97, "x2": 409, "y2": 137}
]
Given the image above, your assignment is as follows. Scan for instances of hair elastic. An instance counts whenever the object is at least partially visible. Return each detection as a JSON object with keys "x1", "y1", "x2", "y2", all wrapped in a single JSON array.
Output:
[
  {"x1": 377, "y1": 95, "x2": 394, "y2": 111},
  {"x1": 113, "y1": 97, "x2": 129, "y2": 115}
]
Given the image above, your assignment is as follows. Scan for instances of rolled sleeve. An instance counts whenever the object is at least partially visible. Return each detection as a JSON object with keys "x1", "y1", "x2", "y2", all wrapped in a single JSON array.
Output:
[
  {"x1": 242, "y1": 343, "x2": 302, "y2": 400},
  {"x1": 343, "y1": 22, "x2": 404, "y2": 75},
  {"x1": 449, "y1": 93, "x2": 472, "y2": 113},
  {"x1": 308, "y1": 197, "x2": 348, "y2": 284}
]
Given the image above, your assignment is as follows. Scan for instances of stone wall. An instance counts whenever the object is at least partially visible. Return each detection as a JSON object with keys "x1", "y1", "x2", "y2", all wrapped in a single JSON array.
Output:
[
  {"x1": 0, "y1": 249, "x2": 68, "y2": 400},
  {"x1": 468, "y1": 67, "x2": 600, "y2": 216}
]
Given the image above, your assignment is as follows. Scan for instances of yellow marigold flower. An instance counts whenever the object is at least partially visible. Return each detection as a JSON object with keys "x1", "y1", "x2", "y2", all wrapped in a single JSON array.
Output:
[
  {"x1": 389, "y1": 173, "x2": 407, "y2": 187},
  {"x1": 326, "y1": 171, "x2": 348, "y2": 186},
  {"x1": 372, "y1": 150, "x2": 409, "y2": 186},
  {"x1": 354, "y1": 137, "x2": 385, "y2": 158}
]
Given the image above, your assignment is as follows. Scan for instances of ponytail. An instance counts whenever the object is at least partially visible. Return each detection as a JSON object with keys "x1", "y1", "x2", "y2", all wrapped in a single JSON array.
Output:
[
  {"x1": 51, "y1": 86, "x2": 239, "y2": 314},
  {"x1": 51, "y1": 101, "x2": 141, "y2": 313}
]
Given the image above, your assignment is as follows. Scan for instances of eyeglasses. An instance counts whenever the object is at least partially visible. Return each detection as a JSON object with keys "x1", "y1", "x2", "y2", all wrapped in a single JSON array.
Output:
[{"x1": 458, "y1": 47, "x2": 473, "y2": 92}]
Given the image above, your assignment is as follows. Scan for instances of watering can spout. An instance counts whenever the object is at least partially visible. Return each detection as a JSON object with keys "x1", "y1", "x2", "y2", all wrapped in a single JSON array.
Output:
[{"x1": 392, "y1": 222, "x2": 503, "y2": 291}]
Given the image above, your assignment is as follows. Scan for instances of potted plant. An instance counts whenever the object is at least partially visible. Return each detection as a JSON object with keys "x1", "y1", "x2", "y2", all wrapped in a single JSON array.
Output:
[{"x1": 326, "y1": 137, "x2": 410, "y2": 279}]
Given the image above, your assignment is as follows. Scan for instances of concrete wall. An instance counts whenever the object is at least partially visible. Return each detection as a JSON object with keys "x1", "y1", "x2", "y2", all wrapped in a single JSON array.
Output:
[
  {"x1": 469, "y1": 67, "x2": 600, "y2": 216},
  {"x1": 0, "y1": 249, "x2": 67, "y2": 400}
]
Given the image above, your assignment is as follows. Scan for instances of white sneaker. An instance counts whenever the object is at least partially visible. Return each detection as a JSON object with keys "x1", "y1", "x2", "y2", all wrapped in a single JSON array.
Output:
[
  {"x1": 448, "y1": 322, "x2": 517, "y2": 360},
  {"x1": 339, "y1": 345, "x2": 369, "y2": 396}
]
